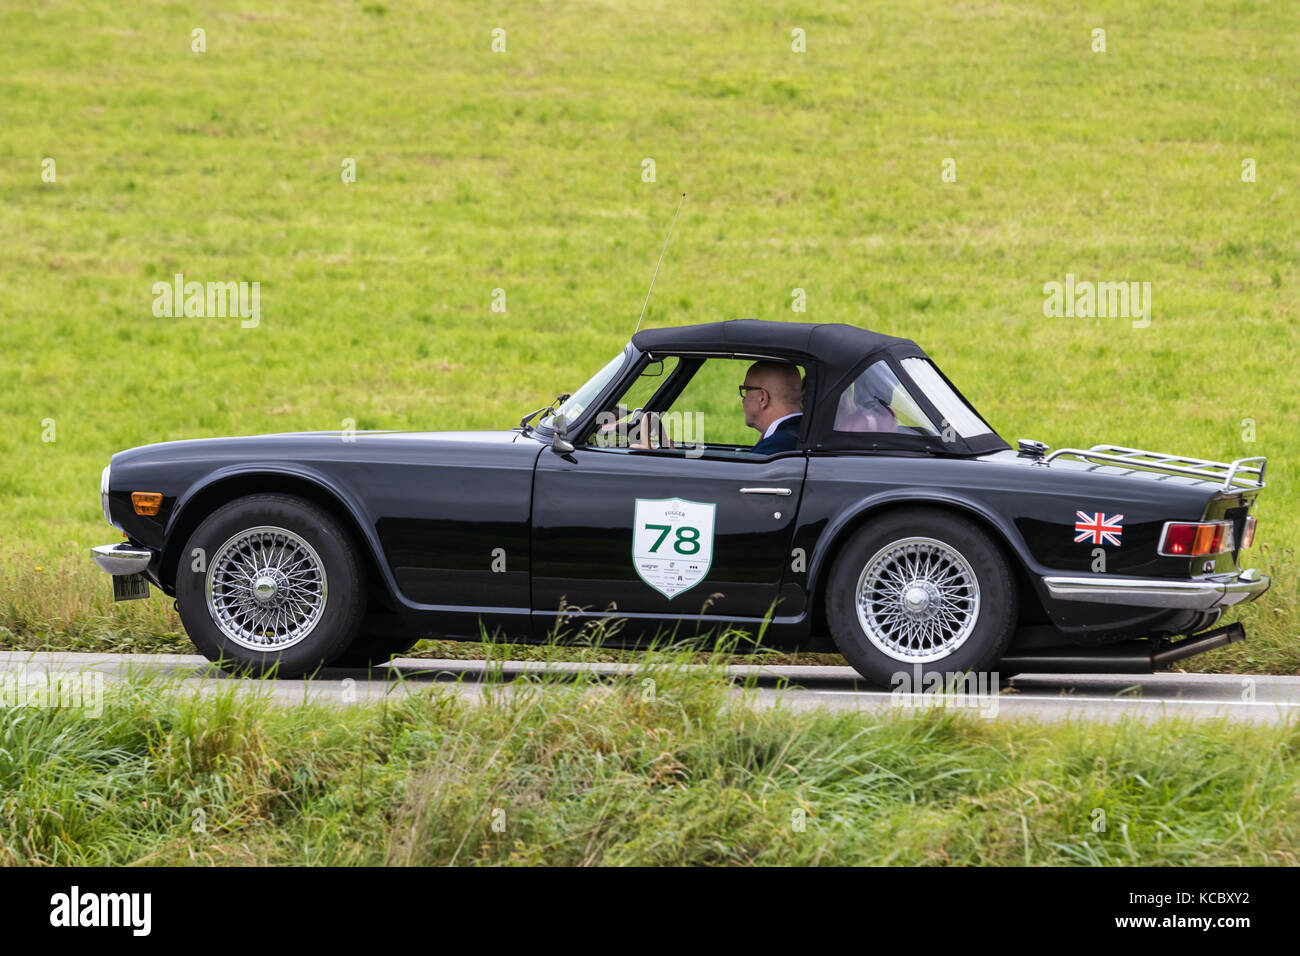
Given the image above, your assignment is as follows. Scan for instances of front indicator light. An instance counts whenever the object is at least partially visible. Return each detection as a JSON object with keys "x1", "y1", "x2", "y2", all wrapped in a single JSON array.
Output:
[{"x1": 131, "y1": 492, "x2": 163, "y2": 516}]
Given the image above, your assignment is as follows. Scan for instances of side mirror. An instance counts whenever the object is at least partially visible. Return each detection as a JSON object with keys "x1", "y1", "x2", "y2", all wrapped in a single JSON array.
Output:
[{"x1": 551, "y1": 418, "x2": 576, "y2": 456}]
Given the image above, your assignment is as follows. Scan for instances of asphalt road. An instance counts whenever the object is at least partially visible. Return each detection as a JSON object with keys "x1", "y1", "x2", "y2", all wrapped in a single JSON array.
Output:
[{"x1": 2, "y1": 652, "x2": 1298, "y2": 724}]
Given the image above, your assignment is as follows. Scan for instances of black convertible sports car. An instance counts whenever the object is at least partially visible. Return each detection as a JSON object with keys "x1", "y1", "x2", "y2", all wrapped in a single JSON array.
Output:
[{"x1": 92, "y1": 319, "x2": 1270, "y2": 681}]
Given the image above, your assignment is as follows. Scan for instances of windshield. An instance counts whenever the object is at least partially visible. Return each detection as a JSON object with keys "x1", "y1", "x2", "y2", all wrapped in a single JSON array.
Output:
[{"x1": 538, "y1": 349, "x2": 628, "y2": 432}]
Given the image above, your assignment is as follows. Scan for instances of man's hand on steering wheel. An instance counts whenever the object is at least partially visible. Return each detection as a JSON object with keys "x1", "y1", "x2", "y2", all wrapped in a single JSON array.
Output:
[{"x1": 630, "y1": 411, "x2": 676, "y2": 450}]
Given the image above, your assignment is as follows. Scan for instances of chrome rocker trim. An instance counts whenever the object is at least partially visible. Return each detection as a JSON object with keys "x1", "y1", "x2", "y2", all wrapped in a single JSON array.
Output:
[
  {"x1": 91, "y1": 543, "x2": 153, "y2": 575},
  {"x1": 1043, "y1": 569, "x2": 1270, "y2": 610}
]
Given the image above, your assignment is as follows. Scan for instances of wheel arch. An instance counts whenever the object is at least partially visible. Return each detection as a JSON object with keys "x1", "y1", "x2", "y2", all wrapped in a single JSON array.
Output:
[
  {"x1": 806, "y1": 493, "x2": 1048, "y2": 636},
  {"x1": 160, "y1": 468, "x2": 396, "y2": 608}
]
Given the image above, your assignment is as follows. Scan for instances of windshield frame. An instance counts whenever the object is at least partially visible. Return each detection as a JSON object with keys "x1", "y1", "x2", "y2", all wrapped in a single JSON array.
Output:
[{"x1": 534, "y1": 344, "x2": 635, "y2": 438}]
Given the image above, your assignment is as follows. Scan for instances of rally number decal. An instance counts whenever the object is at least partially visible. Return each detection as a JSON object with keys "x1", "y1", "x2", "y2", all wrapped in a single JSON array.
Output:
[{"x1": 632, "y1": 497, "x2": 716, "y2": 599}]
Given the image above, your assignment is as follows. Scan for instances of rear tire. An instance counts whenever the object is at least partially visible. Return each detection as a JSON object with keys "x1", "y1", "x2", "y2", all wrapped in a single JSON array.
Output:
[
  {"x1": 175, "y1": 494, "x2": 366, "y2": 677},
  {"x1": 826, "y1": 508, "x2": 1018, "y2": 686}
]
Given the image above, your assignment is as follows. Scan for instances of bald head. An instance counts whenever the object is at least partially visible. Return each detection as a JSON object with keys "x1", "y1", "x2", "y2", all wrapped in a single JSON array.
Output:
[{"x1": 742, "y1": 361, "x2": 803, "y2": 433}]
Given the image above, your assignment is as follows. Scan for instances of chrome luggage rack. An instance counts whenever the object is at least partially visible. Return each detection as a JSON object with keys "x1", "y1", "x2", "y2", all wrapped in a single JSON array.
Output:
[{"x1": 1043, "y1": 444, "x2": 1267, "y2": 492}]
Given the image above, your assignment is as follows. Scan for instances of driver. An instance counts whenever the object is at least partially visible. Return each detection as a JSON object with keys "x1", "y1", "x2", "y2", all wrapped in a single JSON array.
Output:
[{"x1": 742, "y1": 362, "x2": 803, "y2": 453}]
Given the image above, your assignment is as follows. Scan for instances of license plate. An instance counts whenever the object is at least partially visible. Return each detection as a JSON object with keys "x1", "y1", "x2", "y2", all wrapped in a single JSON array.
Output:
[{"x1": 112, "y1": 573, "x2": 150, "y2": 602}]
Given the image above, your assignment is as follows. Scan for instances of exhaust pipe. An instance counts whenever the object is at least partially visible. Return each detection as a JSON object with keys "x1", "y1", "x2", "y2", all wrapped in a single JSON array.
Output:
[
  {"x1": 1151, "y1": 621, "x2": 1245, "y2": 667},
  {"x1": 1001, "y1": 622, "x2": 1245, "y2": 675}
]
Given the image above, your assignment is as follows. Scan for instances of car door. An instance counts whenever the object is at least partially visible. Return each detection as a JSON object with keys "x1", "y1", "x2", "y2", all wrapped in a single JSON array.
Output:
[{"x1": 530, "y1": 446, "x2": 808, "y2": 637}]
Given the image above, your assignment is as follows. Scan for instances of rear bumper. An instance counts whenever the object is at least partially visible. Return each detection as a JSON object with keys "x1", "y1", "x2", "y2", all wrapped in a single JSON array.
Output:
[
  {"x1": 1042, "y1": 568, "x2": 1269, "y2": 610},
  {"x1": 91, "y1": 543, "x2": 153, "y2": 575}
]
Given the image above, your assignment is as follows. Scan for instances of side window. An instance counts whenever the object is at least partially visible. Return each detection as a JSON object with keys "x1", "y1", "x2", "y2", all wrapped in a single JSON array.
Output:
[
  {"x1": 666, "y1": 357, "x2": 806, "y2": 448},
  {"x1": 833, "y1": 360, "x2": 938, "y2": 436}
]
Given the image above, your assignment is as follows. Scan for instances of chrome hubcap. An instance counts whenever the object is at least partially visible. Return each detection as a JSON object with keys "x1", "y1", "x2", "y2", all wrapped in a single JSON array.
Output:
[
  {"x1": 205, "y1": 526, "x2": 327, "y2": 651},
  {"x1": 903, "y1": 585, "x2": 930, "y2": 612},
  {"x1": 252, "y1": 574, "x2": 281, "y2": 602},
  {"x1": 855, "y1": 536, "x2": 980, "y2": 663}
]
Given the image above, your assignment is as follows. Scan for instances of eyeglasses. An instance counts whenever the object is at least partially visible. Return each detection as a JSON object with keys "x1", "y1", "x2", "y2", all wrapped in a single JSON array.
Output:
[{"x1": 738, "y1": 385, "x2": 768, "y2": 401}]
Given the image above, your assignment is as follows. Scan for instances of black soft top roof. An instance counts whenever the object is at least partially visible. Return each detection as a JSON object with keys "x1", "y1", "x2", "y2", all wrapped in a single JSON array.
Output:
[
  {"x1": 630, "y1": 319, "x2": 1007, "y2": 456},
  {"x1": 632, "y1": 319, "x2": 925, "y2": 381}
]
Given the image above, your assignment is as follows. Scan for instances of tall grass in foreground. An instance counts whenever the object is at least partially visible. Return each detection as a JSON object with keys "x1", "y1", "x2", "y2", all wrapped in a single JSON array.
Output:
[{"x1": 1, "y1": 644, "x2": 1297, "y2": 865}]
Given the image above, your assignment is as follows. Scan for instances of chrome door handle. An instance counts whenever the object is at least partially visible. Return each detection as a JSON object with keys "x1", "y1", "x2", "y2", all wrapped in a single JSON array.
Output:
[{"x1": 739, "y1": 487, "x2": 792, "y2": 496}]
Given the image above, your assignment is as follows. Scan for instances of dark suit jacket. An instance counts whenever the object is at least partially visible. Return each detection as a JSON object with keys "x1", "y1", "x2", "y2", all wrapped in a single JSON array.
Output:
[{"x1": 752, "y1": 415, "x2": 802, "y2": 455}]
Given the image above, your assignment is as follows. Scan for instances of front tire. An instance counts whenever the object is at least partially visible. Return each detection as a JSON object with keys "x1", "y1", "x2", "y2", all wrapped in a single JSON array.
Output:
[
  {"x1": 826, "y1": 508, "x2": 1017, "y2": 686},
  {"x1": 175, "y1": 494, "x2": 366, "y2": 676}
]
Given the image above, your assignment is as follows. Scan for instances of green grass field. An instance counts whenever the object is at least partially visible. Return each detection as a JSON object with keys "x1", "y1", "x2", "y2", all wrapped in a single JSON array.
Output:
[
  {"x1": 3, "y1": 656, "x2": 1298, "y2": 865},
  {"x1": 0, "y1": 0, "x2": 1296, "y2": 665}
]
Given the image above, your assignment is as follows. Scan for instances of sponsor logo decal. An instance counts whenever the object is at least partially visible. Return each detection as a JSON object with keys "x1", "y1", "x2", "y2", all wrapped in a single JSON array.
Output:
[
  {"x1": 633, "y1": 497, "x2": 715, "y2": 599},
  {"x1": 1074, "y1": 511, "x2": 1123, "y2": 547}
]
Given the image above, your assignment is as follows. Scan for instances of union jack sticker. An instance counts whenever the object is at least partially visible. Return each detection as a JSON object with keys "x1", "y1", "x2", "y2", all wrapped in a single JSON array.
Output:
[{"x1": 1075, "y1": 512, "x2": 1123, "y2": 547}]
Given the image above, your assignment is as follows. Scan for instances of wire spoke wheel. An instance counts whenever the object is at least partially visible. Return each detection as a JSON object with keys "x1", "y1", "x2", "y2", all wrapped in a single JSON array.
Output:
[
  {"x1": 855, "y1": 536, "x2": 981, "y2": 663},
  {"x1": 205, "y1": 525, "x2": 328, "y2": 651}
]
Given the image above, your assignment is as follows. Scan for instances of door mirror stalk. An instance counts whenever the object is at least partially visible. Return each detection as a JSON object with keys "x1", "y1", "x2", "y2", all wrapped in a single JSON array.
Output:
[{"x1": 552, "y1": 420, "x2": 577, "y2": 460}]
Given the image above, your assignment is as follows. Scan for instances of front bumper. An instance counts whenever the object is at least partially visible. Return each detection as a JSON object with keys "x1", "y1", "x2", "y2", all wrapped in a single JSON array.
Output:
[
  {"x1": 91, "y1": 543, "x2": 153, "y2": 575},
  {"x1": 1042, "y1": 568, "x2": 1270, "y2": 610}
]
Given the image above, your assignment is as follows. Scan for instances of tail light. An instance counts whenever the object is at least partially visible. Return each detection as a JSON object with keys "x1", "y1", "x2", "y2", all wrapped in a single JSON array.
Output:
[
  {"x1": 1158, "y1": 520, "x2": 1235, "y2": 557},
  {"x1": 1240, "y1": 515, "x2": 1257, "y2": 550}
]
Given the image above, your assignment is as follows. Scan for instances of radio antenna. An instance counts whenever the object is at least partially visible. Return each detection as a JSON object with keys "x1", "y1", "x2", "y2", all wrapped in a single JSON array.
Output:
[{"x1": 634, "y1": 192, "x2": 686, "y2": 334}]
